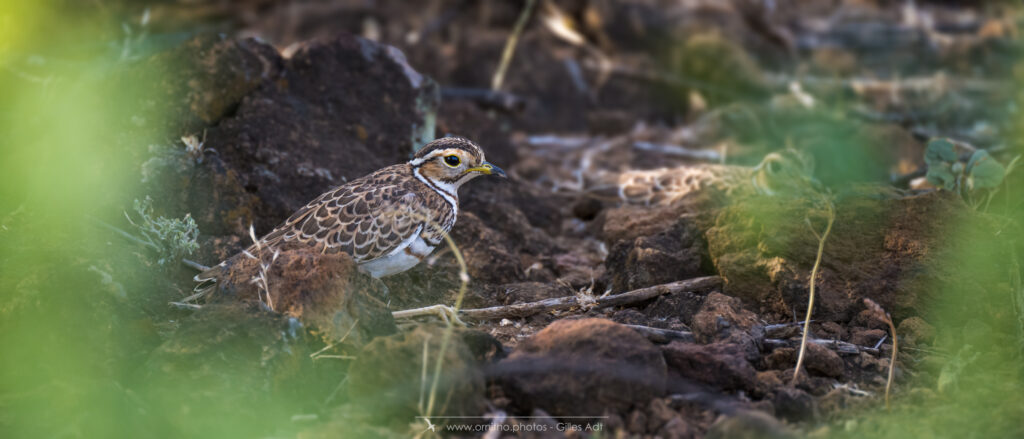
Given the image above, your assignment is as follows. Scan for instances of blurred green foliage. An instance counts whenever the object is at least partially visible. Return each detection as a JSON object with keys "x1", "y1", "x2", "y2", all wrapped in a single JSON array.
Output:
[{"x1": 126, "y1": 196, "x2": 200, "y2": 265}]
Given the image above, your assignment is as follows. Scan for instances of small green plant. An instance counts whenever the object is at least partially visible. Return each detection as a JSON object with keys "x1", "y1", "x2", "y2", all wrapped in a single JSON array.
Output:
[
  {"x1": 925, "y1": 138, "x2": 1019, "y2": 209},
  {"x1": 125, "y1": 196, "x2": 199, "y2": 265}
]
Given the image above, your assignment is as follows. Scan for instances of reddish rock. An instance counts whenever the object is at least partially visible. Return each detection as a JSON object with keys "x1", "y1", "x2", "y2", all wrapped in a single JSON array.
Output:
[
  {"x1": 852, "y1": 309, "x2": 890, "y2": 331},
  {"x1": 493, "y1": 318, "x2": 666, "y2": 417},
  {"x1": 691, "y1": 292, "x2": 764, "y2": 361},
  {"x1": 850, "y1": 328, "x2": 887, "y2": 347},
  {"x1": 210, "y1": 246, "x2": 395, "y2": 345},
  {"x1": 817, "y1": 321, "x2": 848, "y2": 340}
]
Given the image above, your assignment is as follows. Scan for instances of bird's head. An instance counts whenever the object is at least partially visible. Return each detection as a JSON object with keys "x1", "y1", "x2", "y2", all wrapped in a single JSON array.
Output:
[{"x1": 409, "y1": 137, "x2": 506, "y2": 190}]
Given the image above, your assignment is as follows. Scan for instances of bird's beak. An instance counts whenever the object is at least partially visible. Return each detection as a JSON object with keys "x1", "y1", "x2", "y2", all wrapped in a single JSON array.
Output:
[{"x1": 468, "y1": 161, "x2": 507, "y2": 178}]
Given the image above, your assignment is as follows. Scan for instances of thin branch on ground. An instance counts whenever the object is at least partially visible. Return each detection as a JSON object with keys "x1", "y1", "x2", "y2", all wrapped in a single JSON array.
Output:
[
  {"x1": 88, "y1": 215, "x2": 159, "y2": 251},
  {"x1": 181, "y1": 258, "x2": 209, "y2": 271},
  {"x1": 405, "y1": 276, "x2": 721, "y2": 322},
  {"x1": 625, "y1": 324, "x2": 695, "y2": 344},
  {"x1": 169, "y1": 301, "x2": 202, "y2": 311},
  {"x1": 765, "y1": 337, "x2": 879, "y2": 356}
]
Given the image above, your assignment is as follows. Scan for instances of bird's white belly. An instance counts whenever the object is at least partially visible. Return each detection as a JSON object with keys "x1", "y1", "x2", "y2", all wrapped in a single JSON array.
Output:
[{"x1": 359, "y1": 232, "x2": 435, "y2": 278}]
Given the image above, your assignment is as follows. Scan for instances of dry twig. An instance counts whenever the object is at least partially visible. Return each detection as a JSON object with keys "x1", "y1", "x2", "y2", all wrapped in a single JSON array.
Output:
[
  {"x1": 447, "y1": 276, "x2": 721, "y2": 321},
  {"x1": 625, "y1": 325, "x2": 695, "y2": 344},
  {"x1": 765, "y1": 337, "x2": 879, "y2": 356}
]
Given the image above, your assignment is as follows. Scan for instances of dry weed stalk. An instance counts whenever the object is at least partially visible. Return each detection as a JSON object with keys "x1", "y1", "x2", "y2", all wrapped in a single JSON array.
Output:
[
  {"x1": 491, "y1": 0, "x2": 537, "y2": 91},
  {"x1": 422, "y1": 228, "x2": 469, "y2": 427},
  {"x1": 245, "y1": 224, "x2": 279, "y2": 311},
  {"x1": 864, "y1": 298, "x2": 898, "y2": 409},
  {"x1": 793, "y1": 194, "x2": 835, "y2": 383}
]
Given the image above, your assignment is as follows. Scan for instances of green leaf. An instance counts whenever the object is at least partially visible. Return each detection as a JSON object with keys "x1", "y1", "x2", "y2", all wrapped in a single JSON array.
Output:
[
  {"x1": 926, "y1": 162, "x2": 957, "y2": 190},
  {"x1": 966, "y1": 150, "x2": 1006, "y2": 190},
  {"x1": 925, "y1": 138, "x2": 957, "y2": 167}
]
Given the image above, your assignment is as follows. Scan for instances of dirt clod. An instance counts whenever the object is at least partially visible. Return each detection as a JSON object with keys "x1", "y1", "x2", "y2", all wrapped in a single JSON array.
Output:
[{"x1": 493, "y1": 318, "x2": 667, "y2": 417}]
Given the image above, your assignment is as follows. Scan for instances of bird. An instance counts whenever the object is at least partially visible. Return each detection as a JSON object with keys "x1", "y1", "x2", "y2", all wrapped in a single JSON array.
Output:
[
  {"x1": 586, "y1": 150, "x2": 818, "y2": 206},
  {"x1": 193, "y1": 136, "x2": 506, "y2": 297}
]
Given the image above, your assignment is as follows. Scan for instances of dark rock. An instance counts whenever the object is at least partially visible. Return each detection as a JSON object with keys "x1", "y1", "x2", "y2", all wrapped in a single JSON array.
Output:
[
  {"x1": 772, "y1": 387, "x2": 818, "y2": 422},
  {"x1": 662, "y1": 342, "x2": 757, "y2": 393},
  {"x1": 852, "y1": 309, "x2": 890, "y2": 331},
  {"x1": 691, "y1": 292, "x2": 763, "y2": 361},
  {"x1": 850, "y1": 328, "x2": 887, "y2": 347},
  {"x1": 803, "y1": 343, "x2": 845, "y2": 378},
  {"x1": 764, "y1": 344, "x2": 843, "y2": 378},
  {"x1": 135, "y1": 34, "x2": 441, "y2": 238},
  {"x1": 764, "y1": 347, "x2": 797, "y2": 370},
  {"x1": 209, "y1": 246, "x2": 396, "y2": 345},
  {"x1": 647, "y1": 397, "x2": 679, "y2": 431},
  {"x1": 897, "y1": 316, "x2": 936, "y2": 345},
  {"x1": 691, "y1": 293, "x2": 760, "y2": 342},
  {"x1": 459, "y1": 329, "x2": 508, "y2": 364},
  {"x1": 627, "y1": 410, "x2": 648, "y2": 434},
  {"x1": 817, "y1": 321, "x2": 847, "y2": 340},
  {"x1": 610, "y1": 308, "x2": 653, "y2": 326},
  {"x1": 659, "y1": 415, "x2": 697, "y2": 439},
  {"x1": 645, "y1": 290, "x2": 706, "y2": 325},
  {"x1": 127, "y1": 35, "x2": 284, "y2": 133},
  {"x1": 347, "y1": 324, "x2": 485, "y2": 426},
  {"x1": 604, "y1": 212, "x2": 706, "y2": 292},
  {"x1": 706, "y1": 410, "x2": 795, "y2": 439},
  {"x1": 572, "y1": 197, "x2": 604, "y2": 221},
  {"x1": 202, "y1": 34, "x2": 439, "y2": 233},
  {"x1": 599, "y1": 204, "x2": 687, "y2": 244},
  {"x1": 493, "y1": 318, "x2": 666, "y2": 417}
]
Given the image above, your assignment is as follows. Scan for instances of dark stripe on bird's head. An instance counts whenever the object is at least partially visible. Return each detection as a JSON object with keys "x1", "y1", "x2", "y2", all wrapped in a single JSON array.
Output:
[{"x1": 412, "y1": 136, "x2": 483, "y2": 161}]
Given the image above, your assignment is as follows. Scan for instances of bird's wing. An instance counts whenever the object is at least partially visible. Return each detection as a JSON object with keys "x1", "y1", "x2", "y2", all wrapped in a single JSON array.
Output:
[
  {"x1": 257, "y1": 171, "x2": 428, "y2": 264},
  {"x1": 193, "y1": 165, "x2": 444, "y2": 295}
]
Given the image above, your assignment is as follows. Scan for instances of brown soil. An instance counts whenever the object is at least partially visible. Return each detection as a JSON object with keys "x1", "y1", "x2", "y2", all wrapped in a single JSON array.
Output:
[{"x1": 3, "y1": 1, "x2": 1023, "y2": 438}]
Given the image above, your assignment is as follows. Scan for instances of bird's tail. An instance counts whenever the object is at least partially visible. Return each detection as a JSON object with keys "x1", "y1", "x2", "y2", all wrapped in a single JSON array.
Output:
[{"x1": 189, "y1": 261, "x2": 227, "y2": 301}]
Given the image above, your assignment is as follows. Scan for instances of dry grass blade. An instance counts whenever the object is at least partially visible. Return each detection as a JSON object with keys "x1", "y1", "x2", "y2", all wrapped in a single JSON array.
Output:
[
  {"x1": 423, "y1": 228, "x2": 469, "y2": 425},
  {"x1": 793, "y1": 194, "x2": 836, "y2": 384},
  {"x1": 491, "y1": 0, "x2": 537, "y2": 91}
]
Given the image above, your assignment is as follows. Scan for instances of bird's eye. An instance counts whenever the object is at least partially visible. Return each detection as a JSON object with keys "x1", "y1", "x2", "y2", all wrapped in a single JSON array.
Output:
[{"x1": 444, "y1": 155, "x2": 461, "y2": 167}]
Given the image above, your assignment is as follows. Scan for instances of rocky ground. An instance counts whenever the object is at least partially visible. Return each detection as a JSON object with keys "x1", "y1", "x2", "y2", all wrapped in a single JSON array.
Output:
[{"x1": 2, "y1": 1, "x2": 1024, "y2": 438}]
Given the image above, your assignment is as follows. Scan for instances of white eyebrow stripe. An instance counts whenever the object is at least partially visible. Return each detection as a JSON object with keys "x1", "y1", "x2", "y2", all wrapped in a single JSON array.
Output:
[{"x1": 408, "y1": 148, "x2": 466, "y2": 167}]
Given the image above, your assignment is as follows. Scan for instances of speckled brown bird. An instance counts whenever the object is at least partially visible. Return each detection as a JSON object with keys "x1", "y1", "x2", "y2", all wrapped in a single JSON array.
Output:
[{"x1": 194, "y1": 137, "x2": 505, "y2": 294}]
